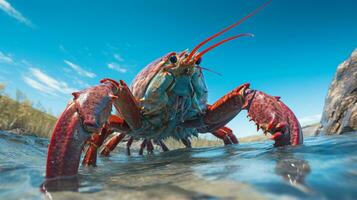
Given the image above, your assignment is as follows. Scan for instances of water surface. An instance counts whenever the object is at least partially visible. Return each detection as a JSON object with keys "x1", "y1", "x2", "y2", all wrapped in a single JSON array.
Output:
[{"x1": 1, "y1": 131, "x2": 357, "y2": 200}]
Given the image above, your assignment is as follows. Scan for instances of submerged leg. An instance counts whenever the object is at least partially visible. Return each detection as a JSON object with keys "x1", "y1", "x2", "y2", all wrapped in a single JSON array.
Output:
[
  {"x1": 100, "y1": 133, "x2": 126, "y2": 156},
  {"x1": 211, "y1": 126, "x2": 239, "y2": 145},
  {"x1": 100, "y1": 115, "x2": 130, "y2": 156},
  {"x1": 181, "y1": 138, "x2": 192, "y2": 148},
  {"x1": 126, "y1": 137, "x2": 134, "y2": 156},
  {"x1": 146, "y1": 140, "x2": 154, "y2": 154},
  {"x1": 82, "y1": 125, "x2": 113, "y2": 166},
  {"x1": 139, "y1": 139, "x2": 147, "y2": 155},
  {"x1": 157, "y1": 140, "x2": 170, "y2": 152}
]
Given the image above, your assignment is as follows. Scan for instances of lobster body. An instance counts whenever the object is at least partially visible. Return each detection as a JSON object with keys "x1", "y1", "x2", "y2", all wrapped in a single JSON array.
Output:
[
  {"x1": 128, "y1": 52, "x2": 208, "y2": 140},
  {"x1": 45, "y1": 0, "x2": 303, "y2": 180}
]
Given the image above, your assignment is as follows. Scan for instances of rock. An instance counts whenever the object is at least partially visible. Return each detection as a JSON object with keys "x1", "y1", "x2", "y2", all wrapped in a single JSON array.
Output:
[{"x1": 316, "y1": 48, "x2": 357, "y2": 135}]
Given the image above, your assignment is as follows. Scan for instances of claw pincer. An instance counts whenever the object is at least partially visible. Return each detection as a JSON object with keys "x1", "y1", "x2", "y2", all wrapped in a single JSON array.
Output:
[
  {"x1": 244, "y1": 89, "x2": 303, "y2": 146},
  {"x1": 46, "y1": 79, "x2": 119, "y2": 178}
]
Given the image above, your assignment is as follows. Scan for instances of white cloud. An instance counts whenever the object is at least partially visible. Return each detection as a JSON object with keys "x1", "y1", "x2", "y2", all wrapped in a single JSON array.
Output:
[
  {"x1": 23, "y1": 68, "x2": 78, "y2": 96},
  {"x1": 299, "y1": 114, "x2": 321, "y2": 126},
  {"x1": 64, "y1": 60, "x2": 96, "y2": 78},
  {"x1": 113, "y1": 53, "x2": 124, "y2": 62},
  {"x1": 0, "y1": 0, "x2": 33, "y2": 27},
  {"x1": 107, "y1": 62, "x2": 127, "y2": 73},
  {"x1": 0, "y1": 51, "x2": 13, "y2": 64},
  {"x1": 23, "y1": 76, "x2": 57, "y2": 96}
]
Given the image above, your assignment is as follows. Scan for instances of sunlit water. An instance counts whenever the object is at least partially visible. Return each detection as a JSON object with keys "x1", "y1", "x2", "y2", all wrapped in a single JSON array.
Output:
[{"x1": 1, "y1": 130, "x2": 357, "y2": 200}]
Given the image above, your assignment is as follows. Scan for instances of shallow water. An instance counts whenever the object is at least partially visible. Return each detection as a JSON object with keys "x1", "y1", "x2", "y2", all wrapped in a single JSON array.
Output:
[{"x1": 1, "y1": 131, "x2": 357, "y2": 200}]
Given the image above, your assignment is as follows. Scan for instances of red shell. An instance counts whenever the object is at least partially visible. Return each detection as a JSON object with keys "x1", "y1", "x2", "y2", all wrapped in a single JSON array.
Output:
[{"x1": 130, "y1": 52, "x2": 174, "y2": 99}]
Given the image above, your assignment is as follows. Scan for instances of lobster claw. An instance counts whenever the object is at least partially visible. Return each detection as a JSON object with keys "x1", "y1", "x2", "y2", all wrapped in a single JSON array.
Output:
[
  {"x1": 244, "y1": 90, "x2": 303, "y2": 146},
  {"x1": 46, "y1": 79, "x2": 119, "y2": 179}
]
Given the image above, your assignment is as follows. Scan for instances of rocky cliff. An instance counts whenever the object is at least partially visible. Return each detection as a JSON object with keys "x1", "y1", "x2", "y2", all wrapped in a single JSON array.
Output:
[{"x1": 316, "y1": 49, "x2": 357, "y2": 135}]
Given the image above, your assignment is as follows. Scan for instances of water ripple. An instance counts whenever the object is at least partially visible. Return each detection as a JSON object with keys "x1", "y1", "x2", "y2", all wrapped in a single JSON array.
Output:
[{"x1": 1, "y1": 131, "x2": 357, "y2": 199}]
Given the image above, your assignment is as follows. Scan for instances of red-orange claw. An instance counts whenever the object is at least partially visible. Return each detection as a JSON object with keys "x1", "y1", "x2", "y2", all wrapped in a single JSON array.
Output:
[
  {"x1": 270, "y1": 132, "x2": 283, "y2": 141},
  {"x1": 108, "y1": 115, "x2": 130, "y2": 133},
  {"x1": 46, "y1": 103, "x2": 90, "y2": 178},
  {"x1": 204, "y1": 83, "x2": 249, "y2": 125},
  {"x1": 113, "y1": 80, "x2": 142, "y2": 130},
  {"x1": 233, "y1": 83, "x2": 250, "y2": 94},
  {"x1": 245, "y1": 90, "x2": 303, "y2": 146},
  {"x1": 119, "y1": 80, "x2": 129, "y2": 88},
  {"x1": 266, "y1": 119, "x2": 275, "y2": 131},
  {"x1": 100, "y1": 78, "x2": 120, "y2": 89},
  {"x1": 72, "y1": 92, "x2": 80, "y2": 99},
  {"x1": 46, "y1": 81, "x2": 121, "y2": 178}
]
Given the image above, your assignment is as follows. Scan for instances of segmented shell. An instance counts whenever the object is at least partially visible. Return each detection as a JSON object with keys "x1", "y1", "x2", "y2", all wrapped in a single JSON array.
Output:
[{"x1": 130, "y1": 52, "x2": 173, "y2": 99}]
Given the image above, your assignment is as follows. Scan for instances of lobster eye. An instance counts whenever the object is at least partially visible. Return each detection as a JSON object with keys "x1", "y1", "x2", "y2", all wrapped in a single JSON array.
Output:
[
  {"x1": 195, "y1": 57, "x2": 201, "y2": 65},
  {"x1": 169, "y1": 55, "x2": 177, "y2": 63}
]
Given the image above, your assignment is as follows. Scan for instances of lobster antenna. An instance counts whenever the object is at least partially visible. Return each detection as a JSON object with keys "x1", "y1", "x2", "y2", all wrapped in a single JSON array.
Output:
[
  {"x1": 194, "y1": 33, "x2": 254, "y2": 62},
  {"x1": 195, "y1": 66, "x2": 222, "y2": 76},
  {"x1": 185, "y1": 0, "x2": 272, "y2": 63}
]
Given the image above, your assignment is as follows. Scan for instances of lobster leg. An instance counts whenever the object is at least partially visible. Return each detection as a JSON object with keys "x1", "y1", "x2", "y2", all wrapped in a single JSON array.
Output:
[
  {"x1": 99, "y1": 115, "x2": 130, "y2": 157},
  {"x1": 126, "y1": 137, "x2": 134, "y2": 156},
  {"x1": 146, "y1": 140, "x2": 154, "y2": 154},
  {"x1": 138, "y1": 139, "x2": 155, "y2": 155},
  {"x1": 83, "y1": 114, "x2": 130, "y2": 164},
  {"x1": 139, "y1": 139, "x2": 147, "y2": 155},
  {"x1": 156, "y1": 140, "x2": 170, "y2": 152},
  {"x1": 100, "y1": 133, "x2": 126, "y2": 156},
  {"x1": 83, "y1": 79, "x2": 140, "y2": 161},
  {"x1": 211, "y1": 126, "x2": 239, "y2": 145},
  {"x1": 181, "y1": 138, "x2": 192, "y2": 148},
  {"x1": 82, "y1": 126, "x2": 113, "y2": 166}
]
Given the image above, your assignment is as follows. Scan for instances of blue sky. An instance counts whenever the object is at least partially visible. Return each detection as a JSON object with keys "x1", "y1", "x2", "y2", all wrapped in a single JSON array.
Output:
[{"x1": 0, "y1": 0, "x2": 356, "y2": 137}]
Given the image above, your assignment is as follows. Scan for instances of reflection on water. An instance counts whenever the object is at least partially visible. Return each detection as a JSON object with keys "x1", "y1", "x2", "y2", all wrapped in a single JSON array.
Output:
[
  {"x1": 1, "y1": 131, "x2": 357, "y2": 200},
  {"x1": 274, "y1": 152, "x2": 312, "y2": 198}
]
